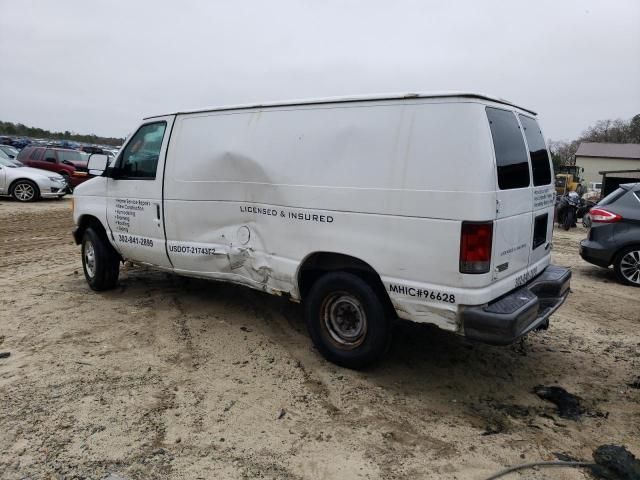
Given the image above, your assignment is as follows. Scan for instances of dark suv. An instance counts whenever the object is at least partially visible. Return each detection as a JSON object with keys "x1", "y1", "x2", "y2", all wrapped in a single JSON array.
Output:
[
  {"x1": 17, "y1": 146, "x2": 91, "y2": 189},
  {"x1": 580, "y1": 183, "x2": 640, "y2": 286}
]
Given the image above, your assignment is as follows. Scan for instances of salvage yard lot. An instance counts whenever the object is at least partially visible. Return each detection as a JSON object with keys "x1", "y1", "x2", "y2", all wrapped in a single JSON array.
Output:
[{"x1": 0, "y1": 198, "x2": 638, "y2": 480}]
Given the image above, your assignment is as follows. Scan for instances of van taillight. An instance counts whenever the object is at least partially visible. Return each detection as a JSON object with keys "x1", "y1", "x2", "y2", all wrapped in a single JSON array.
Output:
[
  {"x1": 460, "y1": 221, "x2": 493, "y2": 274},
  {"x1": 589, "y1": 208, "x2": 622, "y2": 223}
]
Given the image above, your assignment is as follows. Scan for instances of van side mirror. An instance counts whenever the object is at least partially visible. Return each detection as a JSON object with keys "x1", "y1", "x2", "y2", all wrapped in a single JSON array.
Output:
[{"x1": 87, "y1": 153, "x2": 109, "y2": 176}]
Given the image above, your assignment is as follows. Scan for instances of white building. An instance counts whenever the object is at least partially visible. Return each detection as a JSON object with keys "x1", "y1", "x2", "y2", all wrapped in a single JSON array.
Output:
[{"x1": 575, "y1": 142, "x2": 640, "y2": 184}]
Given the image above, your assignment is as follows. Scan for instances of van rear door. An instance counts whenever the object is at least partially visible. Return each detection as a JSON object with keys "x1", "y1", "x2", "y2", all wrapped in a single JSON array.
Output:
[
  {"x1": 486, "y1": 107, "x2": 533, "y2": 282},
  {"x1": 518, "y1": 115, "x2": 555, "y2": 267}
]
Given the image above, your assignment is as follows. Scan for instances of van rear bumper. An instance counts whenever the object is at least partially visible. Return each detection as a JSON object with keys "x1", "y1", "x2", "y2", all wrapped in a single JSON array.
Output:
[{"x1": 461, "y1": 265, "x2": 571, "y2": 345}]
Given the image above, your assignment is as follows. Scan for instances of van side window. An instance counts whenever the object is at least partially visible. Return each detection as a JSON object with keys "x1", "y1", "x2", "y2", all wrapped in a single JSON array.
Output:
[
  {"x1": 486, "y1": 107, "x2": 530, "y2": 190},
  {"x1": 519, "y1": 115, "x2": 552, "y2": 186},
  {"x1": 119, "y1": 122, "x2": 167, "y2": 179}
]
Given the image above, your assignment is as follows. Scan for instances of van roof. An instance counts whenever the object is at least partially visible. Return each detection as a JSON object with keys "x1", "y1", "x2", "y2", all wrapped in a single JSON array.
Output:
[{"x1": 144, "y1": 91, "x2": 536, "y2": 119}]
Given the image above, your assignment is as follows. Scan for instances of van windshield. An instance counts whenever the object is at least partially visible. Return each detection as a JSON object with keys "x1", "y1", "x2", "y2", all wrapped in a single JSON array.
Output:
[{"x1": 486, "y1": 107, "x2": 530, "y2": 190}]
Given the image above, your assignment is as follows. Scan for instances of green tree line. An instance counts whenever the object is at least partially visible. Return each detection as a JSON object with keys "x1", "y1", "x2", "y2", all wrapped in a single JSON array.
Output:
[
  {"x1": 549, "y1": 114, "x2": 640, "y2": 168},
  {"x1": 0, "y1": 120, "x2": 124, "y2": 146}
]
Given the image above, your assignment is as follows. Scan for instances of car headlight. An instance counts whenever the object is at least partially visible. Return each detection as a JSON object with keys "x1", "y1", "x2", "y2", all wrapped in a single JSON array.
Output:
[{"x1": 49, "y1": 176, "x2": 64, "y2": 183}]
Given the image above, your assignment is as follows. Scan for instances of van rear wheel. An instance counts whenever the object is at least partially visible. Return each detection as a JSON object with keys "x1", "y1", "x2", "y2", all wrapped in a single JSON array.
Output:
[
  {"x1": 304, "y1": 272, "x2": 392, "y2": 369},
  {"x1": 82, "y1": 228, "x2": 120, "y2": 291}
]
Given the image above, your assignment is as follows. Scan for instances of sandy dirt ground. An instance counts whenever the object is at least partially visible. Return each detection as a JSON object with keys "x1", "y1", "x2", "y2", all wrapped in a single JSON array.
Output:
[{"x1": 0, "y1": 197, "x2": 638, "y2": 480}]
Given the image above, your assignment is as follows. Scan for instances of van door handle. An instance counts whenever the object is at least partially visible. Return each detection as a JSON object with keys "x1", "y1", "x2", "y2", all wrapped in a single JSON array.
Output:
[{"x1": 154, "y1": 203, "x2": 161, "y2": 225}]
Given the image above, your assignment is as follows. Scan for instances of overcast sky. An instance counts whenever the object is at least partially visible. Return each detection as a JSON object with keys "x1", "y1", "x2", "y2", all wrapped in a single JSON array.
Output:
[{"x1": 1, "y1": 0, "x2": 639, "y2": 141}]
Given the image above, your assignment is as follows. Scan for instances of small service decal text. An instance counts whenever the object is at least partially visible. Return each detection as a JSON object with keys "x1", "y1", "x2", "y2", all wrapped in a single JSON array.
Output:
[
  {"x1": 389, "y1": 284, "x2": 456, "y2": 304},
  {"x1": 168, "y1": 244, "x2": 216, "y2": 255},
  {"x1": 117, "y1": 234, "x2": 153, "y2": 247}
]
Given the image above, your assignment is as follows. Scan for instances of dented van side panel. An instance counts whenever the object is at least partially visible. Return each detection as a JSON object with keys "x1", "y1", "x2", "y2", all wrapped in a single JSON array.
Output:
[{"x1": 160, "y1": 99, "x2": 520, "y2": 332}]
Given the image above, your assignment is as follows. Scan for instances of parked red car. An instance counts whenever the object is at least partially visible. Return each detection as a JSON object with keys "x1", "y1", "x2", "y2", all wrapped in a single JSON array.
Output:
[{"x1": 17, "y1": 147, "x2": 91, "y2": 189}]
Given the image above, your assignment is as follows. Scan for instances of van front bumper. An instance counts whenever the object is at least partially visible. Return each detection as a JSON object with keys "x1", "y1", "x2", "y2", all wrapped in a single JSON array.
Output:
[{"x1": 461, "y1": 265, "x2": 571, "y2": 345}]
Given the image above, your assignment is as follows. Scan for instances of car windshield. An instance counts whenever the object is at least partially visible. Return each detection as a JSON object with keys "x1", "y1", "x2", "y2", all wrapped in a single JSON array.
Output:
[
  {"x1": 1, "y1": 145, "x2": 19, "y2": 155},
  {"x1": 0, "y1": 157, "x2": 18, "y2": 168}
]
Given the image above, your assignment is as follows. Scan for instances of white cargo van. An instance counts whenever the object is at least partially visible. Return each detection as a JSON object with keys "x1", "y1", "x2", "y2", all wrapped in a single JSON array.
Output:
[{"x1": 73, "y1": 92, "x2": 570, "y2": 368}]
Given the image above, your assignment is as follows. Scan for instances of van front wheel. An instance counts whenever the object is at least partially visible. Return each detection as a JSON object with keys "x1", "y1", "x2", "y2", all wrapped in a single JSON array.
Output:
[
  {"x1": 82, "y1": 228, "x2": 120, "y2": 291},
  {"x1": 304, "y1": 272, "x2": 392, "y2": 369}
]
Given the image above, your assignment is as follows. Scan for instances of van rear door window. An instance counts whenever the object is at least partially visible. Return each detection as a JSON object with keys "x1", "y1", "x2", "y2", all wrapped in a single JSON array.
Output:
[
  {"x1": 519, "y1": 115, "x2": 552, "y2": 186},
  {"x1": 486, "y1": 107, "x2": 530, "y2": 190}
]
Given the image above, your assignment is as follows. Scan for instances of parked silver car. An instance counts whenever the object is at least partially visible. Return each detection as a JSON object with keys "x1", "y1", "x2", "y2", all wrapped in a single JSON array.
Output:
[
  {"x1": 0, "y1": 144, "x2": 20, "y2": 160},
  {"x1": 0, "y1": 155, "x2": 67, "y2": 202}
]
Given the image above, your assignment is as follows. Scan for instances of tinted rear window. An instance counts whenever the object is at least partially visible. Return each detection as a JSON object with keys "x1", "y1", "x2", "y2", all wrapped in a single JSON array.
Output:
[
  {"x1": 486, "y1": 107, "x2": 530, "y2": 190},
  {"x1": 519, "y1": 115, "x2": 551, "y2": 186},
  {"x1": 598, "y1": 188, "x2": 626, "y2": 206}
]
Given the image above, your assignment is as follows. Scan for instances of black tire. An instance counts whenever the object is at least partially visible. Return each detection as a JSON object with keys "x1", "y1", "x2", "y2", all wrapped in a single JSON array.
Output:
[
  {"x1": 81, "y1": 228, "x2": 120, "y2": 291},
  {"x1": 304, "y1": 272, "x2": 392, "y2": 369},
  {"x1": 11, "y1": 179, "x2": 39, "y2": 202},
  {"x1": 563, "y1": 209, "x2": 574, "y2": 231},
  {"x1": 613, "y1": 246, "x2": 640, "y2": 287}
]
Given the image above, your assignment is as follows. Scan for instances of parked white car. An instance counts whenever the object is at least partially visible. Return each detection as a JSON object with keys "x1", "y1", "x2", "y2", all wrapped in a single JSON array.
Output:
[
  {"x1": 0, "y1": 155, "x2": 67, "y2": 201},
  {"x1": 73, "y1": 92, "x2": 571, "y2": 368},
  {"x1": 0, "y1": 144, "x2": 20, "y2": 160}
]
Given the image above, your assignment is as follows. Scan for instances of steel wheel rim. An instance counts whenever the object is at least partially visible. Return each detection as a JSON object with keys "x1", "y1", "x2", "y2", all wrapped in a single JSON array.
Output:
[
  {"x1": 321, "y1": 292, "x2": 367, "y2": 348},
  {"x1": 15, "y1": 183, "x2": 35, "y2": 201},
  {"x1": 620, "y1": 250, "x2": 640, "y2": 285},
  {"x1": 84, "y1": 240, "x2": 96, "y2": 278}
]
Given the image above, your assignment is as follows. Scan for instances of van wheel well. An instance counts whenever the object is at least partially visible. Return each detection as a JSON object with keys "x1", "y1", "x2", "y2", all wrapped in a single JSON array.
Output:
[
  {"x1": 74, "y1": 216, "x2": 120, "y2": 252},
  {"x1": 298, "y1": 252, "x2": 393, "y2": 312},
  {"x1": 75, "y1": 215, "x2": 105, "y2": 240}
]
